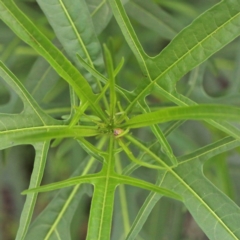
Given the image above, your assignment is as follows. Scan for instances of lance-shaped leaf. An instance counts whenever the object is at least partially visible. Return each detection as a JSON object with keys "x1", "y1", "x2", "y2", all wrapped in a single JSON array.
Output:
[
  {"x1": 0, "y1": 114, "x2": 99, "y2": 149},
  {"x1": 178, "y1": 136, "x2": 240, "y2": 164},
  {"x1": 107, "y1": 0, "x2": 149, "y2": 76},
  {"x1": 122, "y1": 105, "x2": 240, "y2": 129},
  {"x1": 16, "y1": 142, "x2": 50, "y2": 240}
]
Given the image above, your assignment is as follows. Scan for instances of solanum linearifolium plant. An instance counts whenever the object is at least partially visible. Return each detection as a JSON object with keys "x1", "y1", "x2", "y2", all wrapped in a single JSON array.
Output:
[{"x1": 1, "y1": 0, "x2": 240, "y2": 239}]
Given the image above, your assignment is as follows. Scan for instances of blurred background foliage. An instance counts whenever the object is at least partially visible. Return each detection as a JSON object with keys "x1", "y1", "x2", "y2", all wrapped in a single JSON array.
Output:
[{"x1": 1, "y1": 0, "x2": 240, "y2": 239}]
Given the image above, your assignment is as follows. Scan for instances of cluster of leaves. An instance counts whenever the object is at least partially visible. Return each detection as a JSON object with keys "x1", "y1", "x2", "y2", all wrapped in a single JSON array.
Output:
[{"x1": 1, "y1": 0, "x2": 240, "y2": 239}]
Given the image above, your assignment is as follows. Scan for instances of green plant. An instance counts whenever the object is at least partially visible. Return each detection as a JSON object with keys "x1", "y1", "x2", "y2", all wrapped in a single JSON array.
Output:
[{"x1": 1, "y1": 0, "x2": 240, "y2": 239}]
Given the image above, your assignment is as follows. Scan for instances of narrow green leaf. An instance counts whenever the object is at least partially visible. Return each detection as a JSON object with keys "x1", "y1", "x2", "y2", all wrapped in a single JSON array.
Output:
[
  {"x1": 123, "y1": 105, "x2": 240, "y2": 129},
  {"x1": 77, "y1": 138, "x2": 105, "y2": 162},
  {"x1": 113, "y1": 57, "x2": 124, "y2": 77},
  {"x1": 108, "y1": 0, "x2": 150, "y2": 77},
  {"x1": 0, "y1": 113, "x2": 52, "y2": 150},
  {"x1": 125, "y1": 134, "x2": 171, "y2": 169},
  {"x1": 114, "y1": 154, "x2": 131, "y2": 237},
  {"x1": 103, "y1": 44, "x2": 116, "y2": 119},
  {"x1": 138, "y1": 101, "x2": 178, "y2": 166},
  {"x1": 113, "y1": 174, "x2": 182, "y2": 201},
  {"x1": 86, "y1": 136, "x2": 116, "y2": 240},
  {"x1": 69, "y1": 101, "x2": 89, "y2": 128},
  {"x1": 77, "y1": 53, "x2": 132, "y2": 102},
  {"x1": 22, "y1": 172, "x2": 182, "y2": 202},
  {"x1": 22, "y1": 174, "x2": 101, "y2": 194},
  {"x1": 68, "y1": 85, "x2": 80, "y2": 122},
  {"x1": 12, "y1": 125, "x2": 99, "y2": 144},
  {"x1": 16, "y1": 141, "x2": 50, "y2": 240},
  {"x1": 146, "y1": 83, "x2": 240, "y2": 141},
  {"x1": 178, "y1": 136, "x2": 240, "y2": 164},
  {"x1": 77, "y1": 53, "x2": 109, "y2": 84},
  {"x1": 126, "y1": 175, "x2": 163, "y2": 240},
  {"x1": 157, "y1": 0, "x2": 197, "y2": 18},
  {"x1": 0, "y1": 114, "x2": 98, "y2": 149},
  {"x1": 119, "y1": 139, "x2": 166, "y2": 170}
]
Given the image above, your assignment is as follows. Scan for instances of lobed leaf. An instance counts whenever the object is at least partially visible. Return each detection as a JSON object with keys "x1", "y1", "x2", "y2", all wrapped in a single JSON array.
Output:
[
  {"x1": 162, "y1": 160, "x2": 240, "y2": 239},
  {"x1": 25, "y1": 155, "x2": 98, "y2": 240},
  {"x1": 148, "y1": 0, "x2": 240, "y2": 91}
]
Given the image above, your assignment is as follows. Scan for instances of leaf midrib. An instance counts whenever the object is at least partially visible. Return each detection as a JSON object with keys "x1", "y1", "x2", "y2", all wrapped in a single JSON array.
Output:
[
  {"x1": 97, "y1": 137, "x2": 114, "y2": 240},
  {"x1": 166, "y1": 167, "x2": 238, "y2": 239},
  {"x1": 57, "y1": 0, "x2": 94, "y2": 68},
  {"x1": 90, "y1": 0, "x2": 106, "y2": 17}
]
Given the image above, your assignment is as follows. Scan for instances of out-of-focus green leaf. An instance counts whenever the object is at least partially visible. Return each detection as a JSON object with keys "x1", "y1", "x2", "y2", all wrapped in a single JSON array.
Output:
[
  {"x1": 125, "y1": 0, "x2": 183, "y2": 40},
  {"x1": 87, "y1": 0, "x2": 112, "y2": 35},
  {"x1": 24, "y1": 56, "x2": 60, "y2": 105},
  {"x1": 36, "y1": 0, "x2": 105, "y2": 74},
  {"x1": 156, "y1": 0, "x2": 197, "y2": 18}
]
